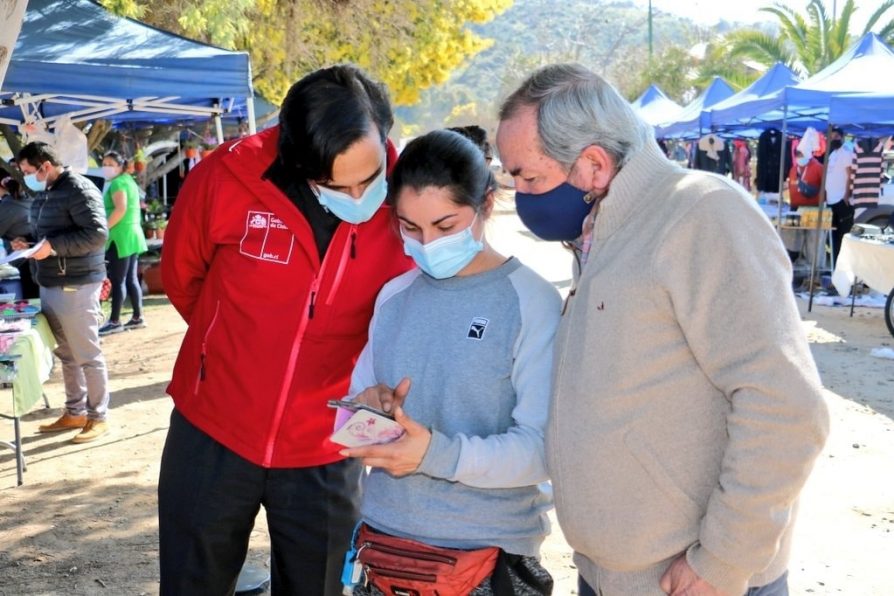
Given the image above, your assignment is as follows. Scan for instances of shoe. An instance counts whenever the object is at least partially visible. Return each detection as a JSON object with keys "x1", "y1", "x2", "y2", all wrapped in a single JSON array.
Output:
[
  {"x1": 123, "y1": 317, "x2": 146, "y2": 330},
  {"x1": 99, "y1": 321, "x2": 124, "y2": 336},
  {"x1": 71, "y1": 420, "x2": 109, "y2": 444},
  {"x1": 38, "y1": 413, "x2": 87, "y2": 433}
]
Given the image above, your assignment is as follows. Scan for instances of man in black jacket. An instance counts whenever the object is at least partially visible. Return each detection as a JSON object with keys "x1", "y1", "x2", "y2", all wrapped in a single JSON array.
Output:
[{"x1": 14, "y1": 142, "x2": 111, "y2": 443}]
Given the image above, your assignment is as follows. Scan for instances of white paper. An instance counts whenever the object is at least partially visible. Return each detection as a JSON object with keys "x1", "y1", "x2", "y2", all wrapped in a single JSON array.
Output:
[{"x1": 0, "y1": 239, "x2": 45, "y2": 264}]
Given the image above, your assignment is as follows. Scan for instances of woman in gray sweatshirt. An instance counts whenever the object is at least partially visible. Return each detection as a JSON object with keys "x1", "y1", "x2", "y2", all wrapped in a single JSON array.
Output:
[{"x1": 339, "y1": 130, "x2": 561, "y2": 595}]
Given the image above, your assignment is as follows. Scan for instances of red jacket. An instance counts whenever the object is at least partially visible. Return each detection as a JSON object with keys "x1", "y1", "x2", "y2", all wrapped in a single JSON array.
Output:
[{"x1": 162, "y1": 127, "x2": 412, "y2": 468}]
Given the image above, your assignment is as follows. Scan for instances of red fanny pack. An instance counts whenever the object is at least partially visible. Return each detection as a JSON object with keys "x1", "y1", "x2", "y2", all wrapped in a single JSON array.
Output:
[{"x1": 356, "y1": 524, "x2": 499, "y2": 596}]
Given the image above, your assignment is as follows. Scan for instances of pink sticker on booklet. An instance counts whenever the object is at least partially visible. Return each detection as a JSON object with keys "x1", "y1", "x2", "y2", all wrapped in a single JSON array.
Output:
[{"x1": 328, "y1": 399, "x2": 405, "y2": 448}]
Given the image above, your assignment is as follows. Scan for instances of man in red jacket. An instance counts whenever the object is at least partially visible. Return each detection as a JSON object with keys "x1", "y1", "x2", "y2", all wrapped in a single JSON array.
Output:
[{"x1": 159, "y1": 65, "x2": 412, "y2": 595}]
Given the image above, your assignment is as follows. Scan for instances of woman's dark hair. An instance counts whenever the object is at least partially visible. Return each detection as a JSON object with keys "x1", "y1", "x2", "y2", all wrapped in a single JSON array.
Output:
[
  {"x1": 103, "y1": 151, "x2": 127, "y2": 166},
  {"x1": 447, "y1": 125, "x2": 493, "y2": 160},
  {"x1": 1, "y1": 176, "x2": 20, "y2": 198},
  {"x1": 278, "y1": 64, "x2": 393, "y2": 182},
  {"x1": 388, "y1": 130, "x2": 497, "y2": 213},
  {"x1": 17, "y1": 142, "x2": 62, "y2": 167}
]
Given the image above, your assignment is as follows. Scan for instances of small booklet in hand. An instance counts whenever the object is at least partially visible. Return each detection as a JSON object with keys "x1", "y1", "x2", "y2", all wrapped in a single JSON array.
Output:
[{"x1": 328, "y1": 399, "x2": 405, "y2": 448}]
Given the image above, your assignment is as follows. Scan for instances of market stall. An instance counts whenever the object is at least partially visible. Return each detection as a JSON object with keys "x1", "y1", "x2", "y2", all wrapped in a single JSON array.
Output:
[
  {"x1": 832, "y1": 233, "x2": 894, "y2": 336},
  {"x1": 0, "y1": 303, "x2": 56, "y2": 486},
  {"x1": 0, "y1": 0, "x2": 257, "y2": 137},
  {"x1": 630, "y1": 84, "x2": 683, "y2": 127}
]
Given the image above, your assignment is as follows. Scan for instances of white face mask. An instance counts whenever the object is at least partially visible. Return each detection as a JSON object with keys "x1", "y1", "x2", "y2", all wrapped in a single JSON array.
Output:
[
  {"x1": 102, "y1": 166, "x2": 119, "y2": 180},
  {"x1": 314, "y1": 168, "x2": 388, "y2": 224}
]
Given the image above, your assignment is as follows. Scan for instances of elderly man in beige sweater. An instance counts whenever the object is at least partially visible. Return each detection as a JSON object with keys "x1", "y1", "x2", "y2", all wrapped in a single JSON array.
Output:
[{"x1": 496, "y1": 64, "x2": 829, "y2": 596}]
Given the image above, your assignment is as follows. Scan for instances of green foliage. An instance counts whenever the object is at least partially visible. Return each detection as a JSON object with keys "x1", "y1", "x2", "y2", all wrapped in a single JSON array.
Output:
[
  {"x1": 101, "y1": 0, "x2": 512, "y2": 107},
  {"x1": 398, "y1": 0, "x2": 703, "y2": 133},
  {"x1": 728, "y1": 0, "x2": 894, "y2": 76}
]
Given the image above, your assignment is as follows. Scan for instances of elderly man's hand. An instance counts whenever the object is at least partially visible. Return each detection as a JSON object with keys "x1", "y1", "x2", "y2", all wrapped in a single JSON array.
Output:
[{"x1": 660, "y1": 555, "x2": 729, "y2": 596}]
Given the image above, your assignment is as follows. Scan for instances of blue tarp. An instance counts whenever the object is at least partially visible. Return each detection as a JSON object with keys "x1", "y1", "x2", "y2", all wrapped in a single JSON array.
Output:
[
  {"x1": 707, "y1": 33, "x2": 894, "y2": 128},
  {"x1": 0, "y1": 0, "x2": 253, "y2": 126},
  {"x1": 706, "y1": 63, "x2": 801, "y2": 130},
  {"x1": 654, "y1": 77, "x2": 735, "y2": 139},
  {"x1": 630, "y1": 85, "x2": 682, "y2": 127},
  {"x1": 829, "y1": 94, "x2": 894, "y2": 134}
]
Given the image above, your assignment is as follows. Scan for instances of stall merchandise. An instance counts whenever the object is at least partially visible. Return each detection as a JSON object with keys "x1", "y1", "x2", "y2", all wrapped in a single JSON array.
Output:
[
  {"x1": 850, "y1": 138, "x2": 887, "y2": 206},
  {"x1": 756, "y1": 129, "x2": 793, "y2": 192}
]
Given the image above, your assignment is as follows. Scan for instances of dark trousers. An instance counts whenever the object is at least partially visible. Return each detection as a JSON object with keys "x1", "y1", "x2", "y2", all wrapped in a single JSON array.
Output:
[
  {"x1": 18, "y1": 260, "x2": 39, "y2": 299},
  {"x1": 830, "y1": 200, "x2": 854, "y2": 264},
  {"x1": 106, "y1": 242, "x2": 142, "y2": 322},
  {"x1": 158, "y1": 409, "x2": 362, "y2": 596}
]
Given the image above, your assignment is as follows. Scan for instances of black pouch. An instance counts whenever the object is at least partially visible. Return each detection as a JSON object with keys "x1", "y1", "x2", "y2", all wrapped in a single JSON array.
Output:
[{"x1": 490, "y1": 551, "x2": 554, "y2": 595}]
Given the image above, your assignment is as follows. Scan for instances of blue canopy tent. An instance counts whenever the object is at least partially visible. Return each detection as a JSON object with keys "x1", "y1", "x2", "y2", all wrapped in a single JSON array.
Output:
[
  {"x1": 0, "y1": 0, "x2": 256, "y2": 138},
  {"x1": 706, "y1": 62, "x2": 803, "y2": 132},
  {"x1": 718, "y1": 33, "x2": 894, "y2": 310},
  {"x1": 829, "y1": 93, "x2": 894, "y2": 133},
  {"x1": 630, "y1": 85, "x2": 683, "y2": 127},
  {"x1": 653, "y1": 77, "x2": 735, "y2": 139},
  {"x1": 706, "y1": 33, "x2": 894, "y2": 130}
]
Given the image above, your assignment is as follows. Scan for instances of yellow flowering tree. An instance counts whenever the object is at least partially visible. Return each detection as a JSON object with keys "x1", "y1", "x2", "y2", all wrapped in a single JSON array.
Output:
[{"x1": 101, "y1": 0, "x2": 512, "y2": 106}]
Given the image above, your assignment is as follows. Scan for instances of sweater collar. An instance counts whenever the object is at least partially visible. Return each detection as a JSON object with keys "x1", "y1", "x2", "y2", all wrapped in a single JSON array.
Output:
[{"x1": 592, "y1": 140, "x2": 678, "y2": 242}]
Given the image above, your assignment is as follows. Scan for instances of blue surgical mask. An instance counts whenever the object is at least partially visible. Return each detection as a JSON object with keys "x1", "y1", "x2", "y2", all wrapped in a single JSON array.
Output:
[
  {"x1": 515, "y1": 182, "x2": 594, "y2": 241},
  {"x1": 314, "y1": 168, "x2": 387, "y2": 224},
  {"x1": 796, "y1": 156, "x2": 810, "y2": 167},
  {"x1": 400, "y1": 216, "x2": 484, "y2": 279},
  {"x1": 24, "y1": 164, "x2": 48, "y2": 192}
]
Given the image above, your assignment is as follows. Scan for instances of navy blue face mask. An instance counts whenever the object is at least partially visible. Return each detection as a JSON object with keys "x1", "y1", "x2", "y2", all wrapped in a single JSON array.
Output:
[{"x1": 515, "y1": 182, "x2": 594, "y2": 241}]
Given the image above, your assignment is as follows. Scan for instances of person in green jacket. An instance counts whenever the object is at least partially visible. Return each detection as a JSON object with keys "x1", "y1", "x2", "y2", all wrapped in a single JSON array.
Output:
[{"x1": 99, "y1": 152, "x2": 147, "y2": 335}]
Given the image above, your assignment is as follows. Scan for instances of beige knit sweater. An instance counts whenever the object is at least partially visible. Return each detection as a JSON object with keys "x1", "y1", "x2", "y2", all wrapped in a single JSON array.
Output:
[{"x1": 546, "y1": 140, "x2": 829, "y2": 596}]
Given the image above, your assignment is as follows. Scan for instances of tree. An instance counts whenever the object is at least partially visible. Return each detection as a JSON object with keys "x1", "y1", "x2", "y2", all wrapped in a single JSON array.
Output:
[
  {"x1": 100, "y1": 0, "x2": 512, "y2": 106},
  {"x1": 726, "y1": 0, "x2": 894, "y2": 76}
]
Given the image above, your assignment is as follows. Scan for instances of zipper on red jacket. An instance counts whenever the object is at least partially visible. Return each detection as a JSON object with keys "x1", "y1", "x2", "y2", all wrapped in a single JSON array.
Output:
[
  {"x1": 195, "y1": 300, "x2": 221, "y2": 394},
  {"x1": 325, "y1": 224, "x2": 356, "y2": 307},
  {"x1": 263, "y1": 274, "x2": 319, "y2": 465},
  {"x1": 263, "y1": 225, "x2": 356, "y2": 466}
]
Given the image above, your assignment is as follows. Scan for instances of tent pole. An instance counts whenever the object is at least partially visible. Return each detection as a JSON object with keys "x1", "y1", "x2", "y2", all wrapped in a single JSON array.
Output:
[
  {"x1": 247, "y1": 96, "x2": 257, "y2": 135},
  {"x1": 214, "y1": 113, "x2": 224, "y2": 144},
  {"x1": 162, "y1": 160, "x2": 168, "y2": 206},
  {"x1": 807, "y1": 123, "x2": 834, "y2": 313},
  {"x1": 775, "y1": 106, "x2": 788, "y2": 232}
]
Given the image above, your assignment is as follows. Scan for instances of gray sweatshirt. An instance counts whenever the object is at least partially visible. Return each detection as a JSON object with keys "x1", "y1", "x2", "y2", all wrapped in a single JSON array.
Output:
[{"x1": 349, "y1": 257, "x2": 561, "y2": 556}]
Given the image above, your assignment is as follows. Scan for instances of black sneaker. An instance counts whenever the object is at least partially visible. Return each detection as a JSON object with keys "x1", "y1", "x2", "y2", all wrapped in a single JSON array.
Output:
[
  {"x1": 123, "y1": 318, "x2": 146, "y2": 330},
  {"x1": 99, "y1": 321, "x2": 124, "y2": 336}
]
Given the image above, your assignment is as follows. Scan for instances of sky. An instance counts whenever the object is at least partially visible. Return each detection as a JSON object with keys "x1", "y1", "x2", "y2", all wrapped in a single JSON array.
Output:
[{"x1": 631, "y1": 0, "x2": 891, "y2": 28}]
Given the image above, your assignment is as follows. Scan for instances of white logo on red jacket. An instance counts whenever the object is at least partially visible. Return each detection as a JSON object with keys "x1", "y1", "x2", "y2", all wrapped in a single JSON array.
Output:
[{"x1": 240, "y1": 210, "x2": 295, "y2": 265}]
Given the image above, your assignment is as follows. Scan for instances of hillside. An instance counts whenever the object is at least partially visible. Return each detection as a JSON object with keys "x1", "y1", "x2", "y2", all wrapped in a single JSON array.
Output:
[{"x1": 396, "y1": 0, "x2": 757, "y2": 134}]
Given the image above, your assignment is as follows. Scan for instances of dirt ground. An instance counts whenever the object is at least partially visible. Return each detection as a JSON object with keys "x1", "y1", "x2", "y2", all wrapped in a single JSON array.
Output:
[{"x1": 2, "y1": 225, "x2": 894, "y2": 595}]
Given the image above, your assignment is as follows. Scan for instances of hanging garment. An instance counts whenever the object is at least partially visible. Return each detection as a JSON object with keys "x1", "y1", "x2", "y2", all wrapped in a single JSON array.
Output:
[
  {"x1": 850, "y1": 138, "x2": 887, "y2": 207},
  {"x1": 733, "y1": 139, "x2": 752, "y2": 191},
  {"x1": 693, "y1": 134, "x2": 732, "y2": 175},
  {"x1": 756, "y1": 129, "x2": 792, "y2": 193}
]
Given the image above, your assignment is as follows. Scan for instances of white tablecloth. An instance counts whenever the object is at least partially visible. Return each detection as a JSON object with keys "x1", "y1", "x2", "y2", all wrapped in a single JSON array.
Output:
[{"x1": 832, "y1": 235, "x2": 894, "y2": 297}]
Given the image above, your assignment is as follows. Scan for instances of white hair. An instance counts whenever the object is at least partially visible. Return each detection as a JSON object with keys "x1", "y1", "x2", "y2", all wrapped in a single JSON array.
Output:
[{"x1": 499, "y1": 64, "x2": 653, "y2": 169}]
